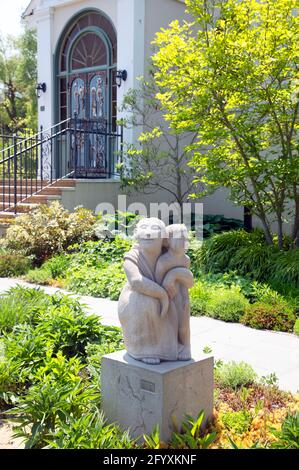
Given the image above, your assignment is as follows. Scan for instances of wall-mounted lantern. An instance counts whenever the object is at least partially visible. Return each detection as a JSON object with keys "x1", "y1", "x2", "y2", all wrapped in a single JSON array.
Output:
[
  {"x1": 36, "y1": 82, "x2": 47, "y2": 98},
  {"x1": 115, "y1": 70, "x2": 127, "y2": 87}
]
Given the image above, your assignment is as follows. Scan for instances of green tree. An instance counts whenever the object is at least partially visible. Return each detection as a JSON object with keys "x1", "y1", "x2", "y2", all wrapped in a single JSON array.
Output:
[
  {"x1": 0, "y1": 28, "x2": 37, "y2": 134},
  {"x1": 120, "y1": 73, "x2": 199, "y2": 217},
  {"x1": 152, "y1": 0, "x2": 299, "y2": 247}
]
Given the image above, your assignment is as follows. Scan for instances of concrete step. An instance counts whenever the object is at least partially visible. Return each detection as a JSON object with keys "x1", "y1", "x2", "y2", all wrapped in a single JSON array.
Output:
[
  {"x1": 0, "y1": 212, "x2": 16, "y2": 219},
  {"x1": 51, "y1": 179, "x2": 76, "y2": 188},
  {"x1": 0, "y1": 185, "x2": 44, "y2": 194},
  {"x1": 0, "y1": 202, "x2": 39, "y2": 213}
]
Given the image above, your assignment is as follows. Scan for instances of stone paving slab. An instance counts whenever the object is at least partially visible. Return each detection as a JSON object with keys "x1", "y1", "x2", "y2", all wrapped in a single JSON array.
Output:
[{"x1": 0, "y1": 278, "x2": 298, "y2": 393}]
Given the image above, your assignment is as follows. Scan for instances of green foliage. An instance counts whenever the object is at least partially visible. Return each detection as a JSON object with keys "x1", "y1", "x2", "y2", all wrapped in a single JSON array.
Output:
[
  {"x1": 190, "y1": 280, "x2": 211, "y2": 316},
  {"x1": 3, "y1": 202, "x2": 96, "y2": 261},
  {"x1": 222, "y1": 410, "x2": 252, "y2": 435},
  {"x1": 45, "y1": 409, "x2": 134, "y2": 449},
  {"x1": 0, "y1": 358, "x2": 20, "y2": 408},
  {"x1": 0, "y1": 286, "x2": 49, "y2": 333},
  {"x1": 69, "y1": 236, "x2": 132, "y2": 264},
  {"x1": 294, "y1": 319, "x2": 299, "y2": 336},
  {"x1": 187, "y1": 237, "x2": 202, "y2": 278},
  {"x1": 25, "y1": 267, "x2": 54, "y2": 285},
  {"x1": 93, "y1": 210, "x2": 140, "y2": 239},
  {"x1": 43, "y1": 253, "x2": 71, "y2": 279},
  {"x1": 241, "y1": 302, "x2": 296, "y2": 332},
  {"x1": 152, "y1": 0, "x2": 299, "y2": 246},
  {"x1": 200, "y1": 230, "x2": 271, "y2": 276},
  {"x1": 0, "y1": 28, "x2": 37, "y2": 132},
  {"x1": 66, "y1": 262, "x2": 126, "y2": 300},
  {"x1": 268, "y1": 249, "x2": 299, "y2": 295},
  {"x1": 200, "y1": 230, "x2": 299, "y2": 295},
  {"x1": 190, "y1": 280, "x2": 249, "y2": 322},
  {"x1": 204, "y1": 286, "x2": 249, "y2": 322},
  {"x1": 26, "y1": 253, "x2": 70, "y2": 285},
  {"x1": 0, "y1": 253, "x2": 31, "y2": 277},
  {"x1": 260, "y1": 373, "x2": 279, "y2": 388},
  {"x1": 11, "y1": 366, "x2": 100, "y2": 448},
  {"x1": 271, "y1": 412, "x2": 299, "y2": 449},
  {"x1": 34, "y1": 294, "x2": 108, "y2": 358},
  {"x1": 171, "y1": 411, "x2": 217, "y2": 449},
  {"x1": 215, "y1": 362, "x2": 257, "y2": 390},
  {"x1": 202, "y1": 215, "x2": 243, "y2": 238}
]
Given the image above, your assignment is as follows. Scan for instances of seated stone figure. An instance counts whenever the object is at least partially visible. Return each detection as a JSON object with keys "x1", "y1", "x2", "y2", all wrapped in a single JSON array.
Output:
[
  {"x1": 118, "y1": 217, "x2": 193, "y2": 364},
  {"x1": 155, "y1": 224, "x2": 193, "y2": 361}
]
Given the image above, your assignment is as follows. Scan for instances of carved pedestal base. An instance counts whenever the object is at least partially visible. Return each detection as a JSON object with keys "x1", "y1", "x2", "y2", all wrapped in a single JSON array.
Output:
[{"x1": 101, "y1": 350, "x2": 214, "y2": 442}]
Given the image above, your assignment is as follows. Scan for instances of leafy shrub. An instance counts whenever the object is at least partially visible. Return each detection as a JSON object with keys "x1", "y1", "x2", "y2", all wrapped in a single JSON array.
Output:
[
  {"x1": 203, "y1": 271, "x2": 254, "y2": 299},
  {"x1": 190, "y1": 281, "x2": 211, "y2": 316},
  {"x1": 46, "y1": 409, "x2": 133, "y2": 449},
  {"x1": 43, "y1": 253, "x2": 71, "y2": 278},
  {"x1": 190, "y1": 281, "x2": 249, "y2": 322},
  {"x1": 170, "y1": 410, "x2": 217, "y2": 449},
  {"x1": 221, "y1": 410, "x2": 252, "y2": 435},
  {"x1": 200, "y1": 230, "x2": 299, "y2": 295},
  {"x1": 251, "y1": 282, "x2": 288, "y2": 305},
  {"x1": 200, "y1": 229, "x2": 266, "y2": 274},
  {"x1": 0, "y1": 286, "x2": 50, "y2": 333},
  {"x1": 215, "y1": 361, "x2": 257, "y2": 390},
  {"x1": 204, "y1": 286, "x2": 249, "y2": 322},
  {"x1": 0, "y1": 355, "x2": 21, "y2": 408},
  {"x1": 188, "y1": 237, "x2": 202, "y2": 277},
  {"x1": 68, "y1": 236, "x2": 132, "y2": 264},
  {"x1": 26, "y1": 267, "x2": 53, "y2": 285},
  {"x1": 1, "y1": 288, "x2": 122, "y2": 395},
  {"x1": 3, "y1": 201, "x2": 96, "y2": 262},
  {"x1": 271, "y1": 412, "x2": 299, "y2": 449},
  {"x1": 12, "y1": 364, "x2": 100, "y2": 448},
  {"x1": 0, "y1": 295, "x2": 30, "y2": 333},
  {"x1": 241, "y1": 302, "x2": 296, "y2": 332},
  {"x1": 34, "y1": 294, "x2": 106, "y2": 357},
  {"x1": 202, "y1": 214, "x2": 243, "y2": 238},
  {"x1": 66, "y1": 262, "x2": 126, "y2": 300},
  {"x1": 26, "y1": 253, "x2": 70, "y2": 285},
  {"x1": 268, "y1": 249, "x2": 299, "y2": 295},
  {"x1": 0, "y1": 253, "x2": 31, "y2": 277},
  {"x1": 294, "y1": 319, "x2": 299, "y2": 336}
]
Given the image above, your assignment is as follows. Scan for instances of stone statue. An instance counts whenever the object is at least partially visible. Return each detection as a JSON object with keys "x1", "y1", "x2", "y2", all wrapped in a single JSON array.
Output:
[{"x1": 118, "y1": 218, "x2": 194, "y2": 364}]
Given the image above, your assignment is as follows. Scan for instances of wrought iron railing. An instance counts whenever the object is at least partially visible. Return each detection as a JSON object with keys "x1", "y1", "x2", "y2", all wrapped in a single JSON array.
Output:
[{"x1": 0, "y1": 117, "x2": 123, "y2": 213}]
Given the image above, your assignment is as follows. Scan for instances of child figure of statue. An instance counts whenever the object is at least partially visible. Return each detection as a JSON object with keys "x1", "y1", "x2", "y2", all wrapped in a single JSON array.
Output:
[
  {"x1": 155, "y1": 224, "x2": 193, "y2": 361},
  {"x1": 118, "y1": 218, "x2": 194, "y2": 364}
]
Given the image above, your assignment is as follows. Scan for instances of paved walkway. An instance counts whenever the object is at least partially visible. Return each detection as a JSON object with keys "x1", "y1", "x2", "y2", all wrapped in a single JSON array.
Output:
[{"x1": 1, "y1": 278, "x2": 299, "y2": 393}]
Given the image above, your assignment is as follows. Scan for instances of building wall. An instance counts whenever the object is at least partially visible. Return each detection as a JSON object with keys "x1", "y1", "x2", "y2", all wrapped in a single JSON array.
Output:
[{"x1": 144, "y1": 0, "x2": 188, "y2": 69}]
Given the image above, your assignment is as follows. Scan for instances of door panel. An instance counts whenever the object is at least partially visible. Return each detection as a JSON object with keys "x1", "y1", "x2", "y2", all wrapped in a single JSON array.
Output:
[{"x1": 69, "y1": 71, "x2": 108, "y2": 177}]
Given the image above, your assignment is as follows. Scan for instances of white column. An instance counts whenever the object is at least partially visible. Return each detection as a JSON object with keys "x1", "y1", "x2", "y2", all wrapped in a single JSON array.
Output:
[
  {"x1": 117, "y1": 0, "x2": 145, "y2": 145},
  {"x1": 35, "y1": 7, "x2": 54, "y2": 133}
]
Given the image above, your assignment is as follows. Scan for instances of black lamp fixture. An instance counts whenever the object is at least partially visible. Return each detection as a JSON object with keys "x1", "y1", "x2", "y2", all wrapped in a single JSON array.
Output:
[
  {"x1": 36, "y1": 82, "x2": 47, "y2": 98},
  {"x1": 115, "y1": 70, "x2": 127, "y2": 87}
]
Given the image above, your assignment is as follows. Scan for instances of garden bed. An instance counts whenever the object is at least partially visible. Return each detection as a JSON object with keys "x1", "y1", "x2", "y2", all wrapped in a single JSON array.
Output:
[{"x1": 0, "y1": 286, "x2": 298, "y2": 449}]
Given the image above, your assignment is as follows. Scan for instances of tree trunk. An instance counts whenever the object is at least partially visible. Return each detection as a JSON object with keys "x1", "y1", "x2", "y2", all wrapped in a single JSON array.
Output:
[
  {"x1": 292, "y1": 185, "x2": 299, "y2": 246},
  {"x1": 244, "y1": 206, "x2": 253, "y2": 232}
]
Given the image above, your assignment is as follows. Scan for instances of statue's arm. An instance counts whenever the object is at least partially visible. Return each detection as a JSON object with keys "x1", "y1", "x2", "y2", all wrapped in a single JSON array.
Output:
[
  {"x1": 124, "y1": 260, "x2": 169, "y2": 316},
  {"x1": 162, "y1": 267, "x2": 194, "y2": 299}
]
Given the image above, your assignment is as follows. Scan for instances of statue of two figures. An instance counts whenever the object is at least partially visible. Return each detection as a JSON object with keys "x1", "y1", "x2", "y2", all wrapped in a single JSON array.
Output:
[{"x1": 118, "y1": 218, "x2": 194, "y2": 365}]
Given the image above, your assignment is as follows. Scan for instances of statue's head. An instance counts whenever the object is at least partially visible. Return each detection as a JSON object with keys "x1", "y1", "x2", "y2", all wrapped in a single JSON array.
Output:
[
  {"x1": 134, "y1": 218, "x2": 166, "y2": 254},
  {"x1": 165, "y1": 224, "x2": 189, "y2": 253}
]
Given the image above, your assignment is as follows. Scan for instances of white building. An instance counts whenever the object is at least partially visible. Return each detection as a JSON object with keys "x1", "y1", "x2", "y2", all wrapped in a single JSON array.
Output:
[{"x1": 18, "y1": 0, "x2": 243, "y2": 222}]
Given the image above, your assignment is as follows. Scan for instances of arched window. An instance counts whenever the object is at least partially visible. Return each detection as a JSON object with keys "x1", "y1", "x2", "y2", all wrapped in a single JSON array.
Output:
[{"x1": 56, "y1": 10, "x2": 117, "y2": 125}]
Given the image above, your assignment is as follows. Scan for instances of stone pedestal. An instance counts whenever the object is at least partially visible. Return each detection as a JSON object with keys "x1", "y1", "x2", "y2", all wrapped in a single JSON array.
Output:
[{"x1": 101, "y1": 350, "x2": 214, "y2": 442}]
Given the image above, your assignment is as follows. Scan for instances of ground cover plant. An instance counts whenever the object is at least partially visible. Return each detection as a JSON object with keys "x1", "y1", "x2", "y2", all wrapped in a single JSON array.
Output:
[{"x1": 0, "y1": 287, "x2": 297, "y2": 449}]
